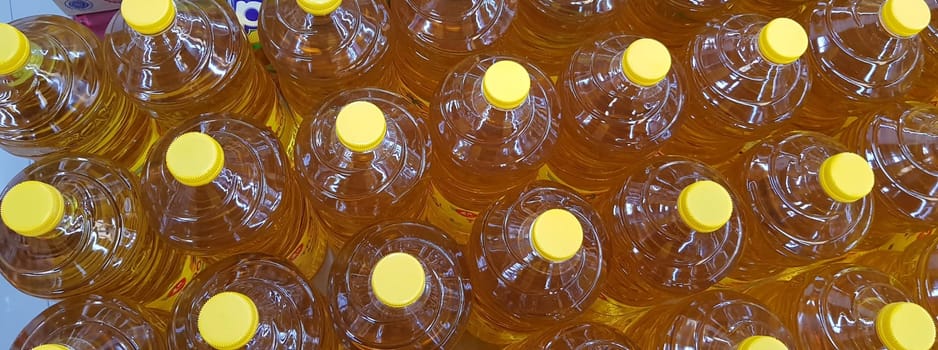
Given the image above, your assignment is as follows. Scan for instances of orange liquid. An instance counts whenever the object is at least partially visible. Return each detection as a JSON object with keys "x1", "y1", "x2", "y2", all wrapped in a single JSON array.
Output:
[
  {"x1": 13, "y1": 294, "x2": 168, "y2": 349},
  {"x1": 505, "y1": 322, "x2": 639, "y2": 350},
  {"x1": 170, "y1": 254, "x2": 337, "y2": 349},
  {"x1": 104, "y1": 0, "x2": 297, "y2": 151},
  {"x1": 0, "y1": 15, "x2": 157, "y2": 172},
  {"x1": 908, "y1": 20, "x2": 938, "y2": 102},
  {"x1": 0, "y1": 155, "x2": 192, "y2": 309},
  {"x1": 732, "y1": 0, "x2": 810, "y2": 18},
  {"x1": 855, "y1": 233, "x2": 938, "y2": 323},
  {"x1": 330, "y1": 221, "x2": 471, "y2": 349},
  {"x1": 467, "y1": 182, "x2": 606, "y2": 345},
  {"x1": 141, "y1": 117, "x2": 327, "y2": 279},
  {"x1": 617, "y1": 0, "x2": 734, "y2": 49}
]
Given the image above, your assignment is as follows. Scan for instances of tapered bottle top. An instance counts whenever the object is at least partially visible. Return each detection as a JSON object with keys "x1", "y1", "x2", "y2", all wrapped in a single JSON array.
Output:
[
  {"x1": 371, "y1": 252, "x2": 427, "y2": 308},
  {"x1": 483, "y1": 60, "x2": 531, "y2": 110},
  {"x1": 1, "y1": 181, "x2": 64, "y2": 238},
  {"x1": 621, "y1": 38, "x2": 671, "y2": 87},
  {"x1": 335, "y1": 101, "x2": 388, "y2": 153},
  {"x1": 758, "y1": 18, "x2": 809, "y2": 65},
  {"x1": 121, "y1": 0, "x2": 177, "y2": 35},
  {"x1": 198, "y1": 292, "x2": 260, "y2": 350},
  {"x1": 818, "y1": 152, "x2": 875, "y2": 203},
  {"x1": 166, "y1": 132, "x2": 226, "y2": 187},
  {"x1": 876, "y1": 302, "x2": 936, "y2": 350},
  {"x1": 0, "y1": 23, "x2": 29, "y2": 75},
  {"x1": 880, "y1": 0, "x2": 931, "y2": 37}
]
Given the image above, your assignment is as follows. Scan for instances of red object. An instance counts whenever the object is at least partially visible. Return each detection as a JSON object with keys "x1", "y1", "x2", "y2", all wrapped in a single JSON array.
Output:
[{"x1": 72, "y1": 10, "x2": 117, "y2": 39}]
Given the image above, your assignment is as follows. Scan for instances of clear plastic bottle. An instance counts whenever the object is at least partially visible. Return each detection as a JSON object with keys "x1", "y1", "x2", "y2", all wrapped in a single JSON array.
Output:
[
  {"x1": 391, "y1": 0, "x2": 518, "y2": 103},
  {"x1": 907, "y1": 0, "x2": 938, "y2": 102},
  {"x1": 467, "y1": 181, "x2": 606, "y2": 345},
  {"x1": 721, "y1": 131, "x2": 875, "y2": 281},
  {"x1": 294, "y1": 89, "x2": 431, "y2": 249},
  {"x1": 732, "y1": 0, "x2": 811, "y2": 18},
  {"x1": 426, "y1": 56, "x2": 560, "y2": 242},
  {"x1": 793, "y1": 0, "x2": 929, "y2": 132},
  {"x1": 169, "y1": 254, "x2": 336, "y2": 349},
  {"x1": 0, "y1": 155, "x2": 197, "y2": 310},
  {"x1": 617, "y1": 0, "x2": 735, "y2": 48},
  {"x1": 623, "y1": 290, "x2": 797, "y2": 350},
  {"x1": 12, "y1": 294, "x2": 168, "y2": 350},
  {"x1": 541, "y1": 36, "x2": 684, "y2": 198},
  {"x1": 746, "y1": 264, "x2": 937, "y2": 350},
  {"x1": 661, "y1": 16, "x2": 811, "y2": 164},
  {"x1": 140, "y1": 116, "x2": 327, "y2": 279},
  {"x1": 329, "y1": 221, "x2": 472, "y2": 349},
  {"x1": 498, "y1": 0, "x2": 618, "y2": 77},
  {"x1": 0, "y1": 16, "x2": 157, "y2": 172},
  {"x1": 839, "y1": 102, "x2": 938, "y2": 248},
  {"x1": 257, "y1": 0, "x2": 395, "y2": 117},
  {"x1": 504, "y1": 322, "x2": 639, "y2": 350},
  {"x1": 592, "y1": 156, "x2": 744, "y2": 318},
  {"x1": 105, "y1": 0, "x2": 297, "y2": 150},
  {"x1": 856, "y1": 233, "x2": 938, "y2": 327}
]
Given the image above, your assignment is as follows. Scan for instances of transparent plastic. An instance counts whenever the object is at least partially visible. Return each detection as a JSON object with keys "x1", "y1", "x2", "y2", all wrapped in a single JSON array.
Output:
[
  {"x1": 746, "y1": 264, "x2": 924, "y2": 349},
  {"x1": 329, "y1": 221, "x2": 471, "y2": 349},
  {"x1": 662, "y1": 14, "x2": 811, "y2": 164},
  {"x1": 169, "y1": 254, "x2": 336, "y2": 349},
  {"x1": 104, "y1": 0, "x2": 297, "y2": 147},
  {"x1": 0, "y1": 15, "x2": 157, "y2": 171},
  {"x1": 498, "y1": 0, "x2": 618, "y2": 76},
  {"x1": 467, "y1": 181, "x2": 606, "y2": 345},
  {"x1": 624, "y1": 290, "x2": 797, "y2": 350},
  {"x1": 598, "y1": 156, "x2": 744, "y2": 308},
  {"x1": 258, "y1": 0, "x2": 395, "y2": 117},
  {"x1": 617, "y1": 0, "x2": 735, "y2": 48},
  {"x1": 391, "y1": 0, "x2": 518, "y2": 103},
  {"x1": 722, "y1": 131, "x2": 873, "y2": 281},
  {"x1": 857, "y1": 233, "x2": 938, "y2": 324},
  {"x1": 505, "y1": 322, "x2": 638, "y2": 350},
  {"x1": 839, "y1": 103, "x2": 938, "y2": 245},
  {"x1": 12, "y1": 294, "x2": 168, "y2": 350},
  {"x1": 732, "y1": 0, "x2": 811, "y2": 18},
  {"x1": 140, "y1": 116, "x2": 327, "y2": 278},
  {"x1": 908, "y1": 1, "x2": 938, "y2": 101},
  {"x1": 294, "y1": 89, "x2": 431, "y2": 249},
  {"x1": 426, "y1": 55, "x2": 560, "y2": 242},
  {"x1": 794, "y1": 0, "x2": 925, "y2": 132},
  {"x1": 0, "y1": 155, "x2": 191, "y2": 308},
  {"x1": 544, "y1": 35, "x2": 685, "y2": 197}
]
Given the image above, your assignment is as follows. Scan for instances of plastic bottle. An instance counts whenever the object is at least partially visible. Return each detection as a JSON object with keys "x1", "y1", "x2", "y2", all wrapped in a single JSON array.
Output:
[
  {"x1": 505, "y1": 322, "x2": 639, "y2": 350},
  {"x1": 426, "y1": 56, "x2": 560, "y2": 242},
  {"x1": 12, "y1": 294, "x2": 168, "y2": 350},
  {"x1": 908, "y1": 1, "x2": 938, "y2": 102},
  {"x1": 623, "y1": 290, "x2": 797, "y2": 350},
  {"x1": 793, "y1": 0, "x2": 929, "y2": 132},
  {"x1": 498, "y1": 0, "x2": 618, "y2": 77},
  {"x1": 0, "y1": 155, "x2": 198, "y2": 310},
  {"x1": 140, "y1": 116, "x2": 327, "y2": 279},
  {"x1": 732, "y1": 0, "x2": 811, "y2": 18},
  {"x1": 467, "y1": 181, "x2": 606, "y2": 345},
  {"x1": 104, "y1": 0, "x2": 297, "y2": 150},
  {"x1": 0, "y1": 16, "x2": 157, "y2": 172},
  {"x1": 746, "y1": 264, "x2": 937, "y2": 350},
  {"x1": 541, "y1": 36, "x2": 684, "y2": 198},
  {"x1": 391, "y1": 0, "x2": 518, "y2": 103},
  {"x1": 257, "y1": 0, "x2": 395, "y2": 117},
  {"x1": 721, "y1": 131, "x2": 875, "y2": 281},
  {"x1": 329, "y1": 221, "x2": 472, "y2": 349},
  {"x1": 617, "y1": 0, "x2": 735, "y2": 48},
  {"x1": 592, "y1": 156, "x2": 744, "y2": 319},
  {"x1": 856, "y1": 233, "x2": 938, "y2": 327},
  {"x1": 294, "y1": 89, "x2": 431, "y2": 249},
  {"x1": 169, "y1": 254, "x2": 336, "y2": 349},
  {"x1": 661, "y1": 15, "x2": 811, "y2": 164}
]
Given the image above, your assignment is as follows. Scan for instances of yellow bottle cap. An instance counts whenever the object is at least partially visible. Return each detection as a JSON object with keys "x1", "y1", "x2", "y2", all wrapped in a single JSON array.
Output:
[
  {"x1": 738, "y1": 336, "x2": 789, "y2": 350},
  {"x1": 198, "y1": 292, "x2": 259, "y2": 350},
  {"x1": 677, "y1": 180, "x2": 734, "y2": 233},
  {"x1": 621, "y1": 38, "x2": 671, "y2": 87},
  {"x1": 881, "y1": 0, "x2": 931, "y2": 37},
  {"x1": 758, "y1": 18, "x2": 809, "y2": 65},
  {"x1": 0, "y1": 23, "x2": 29, "y2": 75},
  {"x1": 121, "y1": 0, "x2": 177, "y2": 35},
  {"x1": 31, "y1": 345, "x2": 71, "y2": 350},
  {"x1": 1, "y1": 181, "x2": 65, "y2": 238},
  {"x1": 166, "y1": 132, "x2": 225, "y2": 187},
  {"x1": 335, "y1": 101, "x2": 387, "y2": 152},
  {"x1": 482, "y1": 60, "x2": 531, "y2": 110},
  {"x1": 876, "y1": 302, "x2": 936, "y2": 350},
  {"x1": 818, "y1": 152, "x2": 875, "y2": 203},
  {"x1": 530, "y1": 209, "x2": 584, "y2": 262},
  {"x1": 371, "y1": 252, "x2": 426, "y2": 308},
  {"x1": 297, "y1": 0, "x2": 342, "y2": 16}
]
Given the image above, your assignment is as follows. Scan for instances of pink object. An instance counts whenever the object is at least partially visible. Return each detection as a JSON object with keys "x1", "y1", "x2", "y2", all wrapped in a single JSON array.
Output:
[{"x1": 72, "y1": 10, "x2": 117, "y2": 39}]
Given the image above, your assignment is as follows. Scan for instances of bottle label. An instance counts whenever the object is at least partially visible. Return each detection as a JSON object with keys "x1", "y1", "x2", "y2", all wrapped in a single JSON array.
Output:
[
  {"x1": 466, "y1": 311, "x2": 527, "y2": 345},
  {"x1": 425, "y1": 185, "x2": 478, "y2": 242},
  {"x1": 129, "y1": 122, "x2": 161, "y2": 173},
  {"x1": 879, "y1": 229, "x2": 936, "y2": 252},
  {"x1": 145, "y1": 255, "x2": 209, "y2": 311},
  {"x1": 286, "y1": 224, "x2": 328, "y2": 277},
  {"x1": 536, "y1": 165, "x2": 605, "y2": 201}
]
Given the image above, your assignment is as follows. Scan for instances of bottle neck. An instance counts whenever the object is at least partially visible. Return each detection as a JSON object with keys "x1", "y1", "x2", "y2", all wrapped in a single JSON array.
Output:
[{"x1": 3, "y1": 42, "x2": 43, "y2": 87}]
